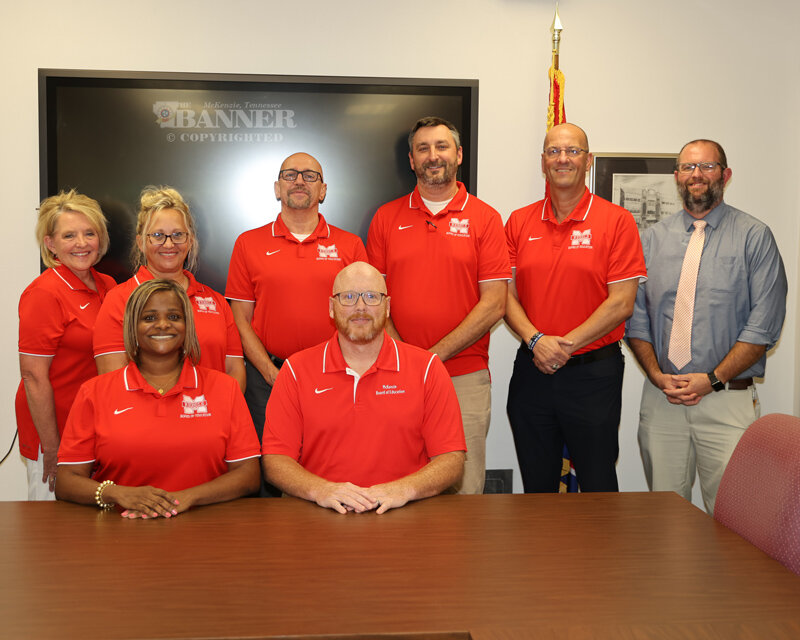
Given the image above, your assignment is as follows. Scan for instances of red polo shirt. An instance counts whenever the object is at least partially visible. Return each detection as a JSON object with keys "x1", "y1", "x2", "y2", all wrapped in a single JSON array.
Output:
[
  {"x1": 225, "y1": 214, "x2": 367, "y2": 360},
  {"x1": 16, "y1": 265, "x2": 117, "y2": 460},
  {"x1": 58, "y1": 361, "x2": 260, "y2": 491},
  {"x1": 93, "y1": 266, "x2": 242, "y2": 371},
  {"x1": 367, "y1": 182, "x2": 511, "y2": 376},
  {"x1": 263, "y1": 331, "x2": 465, "y2": 487},
  {"x1": 505, "y1": 188, "x2": 646, "y2": 354}
]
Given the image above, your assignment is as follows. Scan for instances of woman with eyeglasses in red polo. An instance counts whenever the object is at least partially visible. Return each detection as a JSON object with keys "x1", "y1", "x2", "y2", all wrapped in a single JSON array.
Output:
[{"x1": 93, "y1": 186, "x2": 245, "y2": 392}]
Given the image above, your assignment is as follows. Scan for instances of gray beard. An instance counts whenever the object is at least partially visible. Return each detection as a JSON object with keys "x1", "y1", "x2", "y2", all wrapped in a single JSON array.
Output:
[
  {"x1": 416, "y1": 162, "x2": 457, "y2": 187},
  {"x1": 679, "y1": 178, "x2": 724, "y2": 214},
  {"x1": 286, "y1": 197, "x2": 312, "y2": 209}
]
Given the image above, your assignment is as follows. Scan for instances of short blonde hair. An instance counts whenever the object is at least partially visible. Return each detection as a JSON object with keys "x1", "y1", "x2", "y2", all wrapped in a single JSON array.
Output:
[
  {"x1": 131, "y1": 186, "x2": 199, "y2": 271},
  {"x1": 123, "y1": 279, "x2": 201, "y2": 366},
  {"x1": 36, "y1": 190, "x2": 109, "y2": 268}
]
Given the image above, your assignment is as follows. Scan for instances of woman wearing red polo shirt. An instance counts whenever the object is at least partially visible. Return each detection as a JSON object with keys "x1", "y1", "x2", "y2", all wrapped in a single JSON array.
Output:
[
  {"x1": 16, "y1": 191, "x2": 116, "y2": 500},
  {"x1": 93, "y1": 186, "x2": 245, "y2": 391},
  {"x1": 56, "y1": 280, "x2": 260, "y2": 517}
]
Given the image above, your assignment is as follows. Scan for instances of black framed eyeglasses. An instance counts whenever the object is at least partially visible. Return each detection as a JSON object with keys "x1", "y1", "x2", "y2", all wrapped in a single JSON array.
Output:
[
  {"x1": 279, "y1": 169, "x2": 322, "y2": 183},
  {"x1": 146, "y1": 231, "x2": 189, "y2": 245},
  {"x1": 332, "y1": 291, "x2": 386, "y2": 306},
  {"x1": 676, "y1": 162, "x2": 724, "y2": 174}
]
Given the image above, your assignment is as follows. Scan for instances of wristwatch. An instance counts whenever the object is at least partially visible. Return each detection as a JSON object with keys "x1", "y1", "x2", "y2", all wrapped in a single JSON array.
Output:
[{"x1": 707, "y1": 371, "x2": 725, "y2": 392}]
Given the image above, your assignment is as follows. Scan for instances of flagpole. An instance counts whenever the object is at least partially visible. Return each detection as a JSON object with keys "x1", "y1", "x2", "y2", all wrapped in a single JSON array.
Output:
[
  {"x1": 551, "y1": 4, "x2": 562, "y2": 73},
  {"x1": 546, "y1": 4, "x2": 577, "y2": 492},
  {"x1": 546, "y1": 4, "x2": 566, "y2": 131}
]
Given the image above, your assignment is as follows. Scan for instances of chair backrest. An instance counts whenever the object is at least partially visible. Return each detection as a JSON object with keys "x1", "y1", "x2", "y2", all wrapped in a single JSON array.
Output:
[{"x1": 714, "y1": 413, "x2": 800, "y2": 575}]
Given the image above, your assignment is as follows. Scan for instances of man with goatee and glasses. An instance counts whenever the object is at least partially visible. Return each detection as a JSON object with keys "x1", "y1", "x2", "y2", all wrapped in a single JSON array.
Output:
[
  {"x1": 226, "y1": 153, "x2": 367, "y2": 460},
  {"x1": 626, "y1": 138, "x2": 786, "y2": 515},
  {"x1": 261, "y1": 262, "x2": 466, "y2": 514}
]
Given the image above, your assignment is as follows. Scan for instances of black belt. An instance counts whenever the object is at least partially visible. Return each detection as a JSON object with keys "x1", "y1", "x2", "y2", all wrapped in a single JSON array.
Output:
[
  {"x1": 726, "y1": 378, "x2": 753, "y2": 390},
  {"x1": 564, "y1": 342, "x2": 620, "y2": 367}
]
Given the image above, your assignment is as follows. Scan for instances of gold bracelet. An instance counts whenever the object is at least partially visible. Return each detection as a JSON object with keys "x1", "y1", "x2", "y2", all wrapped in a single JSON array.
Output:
[{"x1": 95, "y1": 479, "x2": 115, "y2": 509}]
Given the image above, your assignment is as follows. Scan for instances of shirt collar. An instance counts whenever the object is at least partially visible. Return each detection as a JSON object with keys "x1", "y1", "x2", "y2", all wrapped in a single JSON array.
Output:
[
  {"x1": 123, "y1": 359, "x2": 199, "y2": 397},
  {"x1": 321, "y1": 330, "x2": 400, "y2": 374},
  {"x1": 272, "y1": 213, "x2": 330, "y2": 242},
  {"x1": 409, "y1": 182, "x2": 469, "y2": 216},
  {"x1": 134, "y1": 265, "x2": 204, "y2": 296},
  {"x1": 680, "y1": 200, "x2": 727, "y2": 231},
  {"x1": 542, "y1": 187, "x2": 594, "y2": 223},
  {"x1": 51, "y1": 264, "x2": 113, "y2": 294}
]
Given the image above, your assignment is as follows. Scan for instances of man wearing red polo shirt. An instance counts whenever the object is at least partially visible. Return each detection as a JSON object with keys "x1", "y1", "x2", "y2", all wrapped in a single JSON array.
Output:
[
  {"x1": 504, "y1": 123, "x2": 646, "y2": 493},
  {"x1": 262, "y1": 262, "x2": 466, "y2": 514},
  {"x1": 367, "y1": 117, "x2": 510, "y2": 495},
  {"x1": 226, "y1": 153, "x2": 367, "y2": 449}
]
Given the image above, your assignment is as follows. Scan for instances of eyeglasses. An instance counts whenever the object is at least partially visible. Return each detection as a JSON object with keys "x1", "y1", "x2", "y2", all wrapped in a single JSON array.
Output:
[
  {"x1": 332, "y1": 291, "x2": 386, "y2": 306},
  {"x1": 543, "y1": 147, "x2": 588, "y2": 158},
  {"x1": 279, "y1": 169, "x2": 322, "y2": 183},
  {"x1": 146, "y1": 231, "x2": 189, "y2": 245},
  {"x1": 676, "y1": 162, "x2": 724, "y2": 174}
]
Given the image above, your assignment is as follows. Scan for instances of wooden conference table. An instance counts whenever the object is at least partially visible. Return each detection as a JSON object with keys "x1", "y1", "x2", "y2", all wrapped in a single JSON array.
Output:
[{"x1": 2, "y1": 492, "x2": 799, "y2": 639}]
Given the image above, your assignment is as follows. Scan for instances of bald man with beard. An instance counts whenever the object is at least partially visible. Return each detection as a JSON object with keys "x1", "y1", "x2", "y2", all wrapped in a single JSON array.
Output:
[{"x1": 262, "y1": 262, "x2": 465, "y2": 514}]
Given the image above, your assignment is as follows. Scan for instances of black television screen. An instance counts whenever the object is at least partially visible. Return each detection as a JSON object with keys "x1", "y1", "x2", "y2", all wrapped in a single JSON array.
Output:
[{"x1": 39, "y1": 70, "x2": 478, "y2": 292}]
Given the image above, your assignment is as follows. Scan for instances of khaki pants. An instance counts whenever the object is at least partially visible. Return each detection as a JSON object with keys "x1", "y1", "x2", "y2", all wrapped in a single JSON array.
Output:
[
  {"x1": 26, "y1": 448, "x2": 56, "y2": 501},
  {"x1": 450, "y1": 369, "x2": 491, "y2": 494},
  {"x1": 638, "y1": 379, "x2": 759, "y2": 515}
]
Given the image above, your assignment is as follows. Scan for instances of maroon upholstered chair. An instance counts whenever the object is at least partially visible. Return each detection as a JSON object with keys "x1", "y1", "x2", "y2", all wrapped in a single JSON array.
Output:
[{"x1": 714, "y1": 413, "x2": 800, "y2": 575}]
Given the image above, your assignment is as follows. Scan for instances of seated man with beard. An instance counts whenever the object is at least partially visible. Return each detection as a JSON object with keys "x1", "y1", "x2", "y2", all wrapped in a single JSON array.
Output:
[{"x1": 262, "y1": 262, "x2": 466, "y2": 514}]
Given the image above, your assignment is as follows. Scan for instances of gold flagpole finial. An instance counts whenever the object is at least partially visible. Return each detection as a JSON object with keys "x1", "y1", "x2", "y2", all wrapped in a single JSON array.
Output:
[{"x1": 550, "y1": 3, "x2": 563, "y2": 67}]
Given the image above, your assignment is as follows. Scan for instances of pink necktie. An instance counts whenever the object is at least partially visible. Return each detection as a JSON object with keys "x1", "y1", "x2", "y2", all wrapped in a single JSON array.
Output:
[{"x1": 668, "y1": 220, "x2": 707, "y2": 370}]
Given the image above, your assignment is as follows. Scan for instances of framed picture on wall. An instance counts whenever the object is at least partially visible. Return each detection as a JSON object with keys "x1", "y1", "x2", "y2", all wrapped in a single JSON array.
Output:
[{"x1": 590, "y1": 153, "x2": 678, "y2": 231}]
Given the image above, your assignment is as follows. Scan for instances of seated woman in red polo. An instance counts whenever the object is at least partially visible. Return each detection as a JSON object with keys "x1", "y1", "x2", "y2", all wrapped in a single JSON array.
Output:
[{"x1": 56, "y1": 279, "x2": 260, "y2": 518}]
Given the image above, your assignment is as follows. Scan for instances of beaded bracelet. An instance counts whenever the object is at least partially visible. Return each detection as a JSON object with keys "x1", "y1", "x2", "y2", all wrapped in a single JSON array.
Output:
[{"x1": 95, "y1": 479, "x2": 116, "y2": 510}]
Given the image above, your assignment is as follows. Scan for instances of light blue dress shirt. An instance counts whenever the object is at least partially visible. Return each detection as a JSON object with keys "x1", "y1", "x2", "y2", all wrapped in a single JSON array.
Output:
[{"x1": 626, "y1": 201, "x2": 787, "y2": 378}]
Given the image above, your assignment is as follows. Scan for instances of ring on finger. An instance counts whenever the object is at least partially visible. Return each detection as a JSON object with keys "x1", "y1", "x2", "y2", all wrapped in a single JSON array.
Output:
[{"x1": 551, "y1": 363, "x2": 559, "y2": 370}]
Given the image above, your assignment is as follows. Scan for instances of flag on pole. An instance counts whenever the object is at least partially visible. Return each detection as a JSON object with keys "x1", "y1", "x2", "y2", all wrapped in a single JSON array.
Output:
[
  {"x1": 546, "y1": 65, "x2": 566, "y2": 131},
  {"x1": 547, "y1": 5, "x2": 578, "y2": 494},
  {"x1": 559, "y1": 446, "x2": 578, "y2": 492},
  {"x1": 546, "y1": 5, "x2": 566, "y2": 132}
]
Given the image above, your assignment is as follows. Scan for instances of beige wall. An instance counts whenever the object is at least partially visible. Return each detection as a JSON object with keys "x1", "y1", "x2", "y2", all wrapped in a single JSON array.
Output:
[{"x1": 1, "y1": 0, "x2": 797, "y2": 503}]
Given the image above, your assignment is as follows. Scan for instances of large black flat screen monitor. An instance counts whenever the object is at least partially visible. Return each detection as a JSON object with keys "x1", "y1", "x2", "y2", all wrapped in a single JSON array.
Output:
[{"x1": 39, "y1": 70, "x2": 478, "y2": 290}]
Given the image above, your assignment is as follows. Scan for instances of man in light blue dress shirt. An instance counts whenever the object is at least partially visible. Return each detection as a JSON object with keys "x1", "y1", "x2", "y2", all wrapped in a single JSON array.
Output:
[{"x1": 626, "y1": 139, "x2": 787, "y2": 515}]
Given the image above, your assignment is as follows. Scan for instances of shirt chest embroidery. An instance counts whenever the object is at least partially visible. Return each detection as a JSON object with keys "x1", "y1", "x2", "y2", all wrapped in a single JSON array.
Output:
[
  {"x1": 375, "y1": 384, "x2": 406, "y2": 396},
  {"x1": 194, "y1": 296, "x2": 219, "y2": 313},
  {"x1": 568, "y1": 228, "x2": 593, "y2": 249},
  {"x1": 180, "y1": 394, "x2": 212, "y2": 418},
  {"x1": 446, "y1": 217, "x2": 471, "y2": 237},
  {"x1": 317, "y1": 244, "x2": 340, "y2": 260}
]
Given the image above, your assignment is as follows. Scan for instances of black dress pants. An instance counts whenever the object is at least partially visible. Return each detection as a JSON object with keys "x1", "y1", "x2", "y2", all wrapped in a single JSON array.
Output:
[
  {"x1": 506, "y1": 343, "x2": 623, "y2": 493},
  {"x1": 244, "y1": 357, "x2": 281, "y2": 497}
]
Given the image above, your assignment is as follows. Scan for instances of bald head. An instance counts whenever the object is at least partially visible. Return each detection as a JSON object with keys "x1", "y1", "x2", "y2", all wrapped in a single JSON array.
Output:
[
  {"x1": 330, "y1": 262, "x2": 389, "y2": 347},
  {"x1": 280, "y1": 152, "x2": 323, "y2": 178},
  {"x1": 677, "y1": 139, "x2": 727, "y2": 169},
  {"x1": 332, "y1": 261, "x2": 387, "y2": 296},
  {"x1": 543, "y1": 123, "x2": 589, "y2": 152},
  {"x1": 274, "y1": 152, "x2": 327, "y2": 211}
]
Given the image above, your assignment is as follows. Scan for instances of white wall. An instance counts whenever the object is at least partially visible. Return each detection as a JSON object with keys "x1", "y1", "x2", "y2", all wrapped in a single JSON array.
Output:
[{"x1": 1, "y1": 0, "x2": 797, "y2": 503}]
